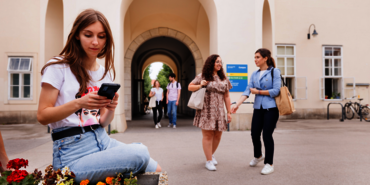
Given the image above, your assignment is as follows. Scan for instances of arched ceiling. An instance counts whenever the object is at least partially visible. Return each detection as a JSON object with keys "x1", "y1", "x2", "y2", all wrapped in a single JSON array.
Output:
[{"x1": 126, "y1": 0, "x2": 205, "y2": 38}]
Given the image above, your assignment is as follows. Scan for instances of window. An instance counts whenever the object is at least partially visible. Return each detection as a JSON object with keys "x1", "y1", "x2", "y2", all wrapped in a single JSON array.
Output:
[
  {"x1": 320, "y1": 46, "x2": 355, "y2": 100},
  {"x1": 7, "y1": 57, "x2": 33, "y2": 99},
  {"x1": 276, "y1": 45, "x2": 307, "y2": 100}
]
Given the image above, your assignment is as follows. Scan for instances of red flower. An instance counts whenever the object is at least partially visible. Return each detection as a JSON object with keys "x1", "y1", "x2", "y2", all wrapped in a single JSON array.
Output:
[
  {"x1": 6, "y1": 170, "x2": 29, "y2": 183},
  {"x1": 7, "y1": 158, "x2": 28, "y2": 170}
]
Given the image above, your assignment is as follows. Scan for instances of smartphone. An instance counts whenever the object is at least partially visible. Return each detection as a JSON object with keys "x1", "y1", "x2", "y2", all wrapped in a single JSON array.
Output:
[{"x1": 98, "y1": 83, "x2": 121, "y2": 99}]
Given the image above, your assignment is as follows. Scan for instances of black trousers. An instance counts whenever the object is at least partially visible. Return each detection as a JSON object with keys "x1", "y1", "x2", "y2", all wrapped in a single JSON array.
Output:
[
  {"x1": 152, "y1": 101, "x2": 163, "y2": 125},
  {"x1": 251, "y1": 106, "x2": 279, "y2": 165}
]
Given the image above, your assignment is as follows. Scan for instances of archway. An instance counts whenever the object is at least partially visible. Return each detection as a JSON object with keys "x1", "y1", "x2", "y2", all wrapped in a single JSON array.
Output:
[
  {"x1": 45, "y1": 0, "x2": 63, "y2": 63},
  {"x1": 129, "y1": 35, "x2": 198, "y2": 119},
  {"x1": 262, "y1": 0, "x2": 273, "y2": 51},
  {"x1": 124, "y1": 27, "x2": 205, "y2": 120},
  {"x1": 141, "y1": 54, "x2": 178, "y2": 80}
]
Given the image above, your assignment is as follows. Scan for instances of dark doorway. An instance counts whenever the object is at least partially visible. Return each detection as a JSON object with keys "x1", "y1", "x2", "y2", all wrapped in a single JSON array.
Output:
[{"x1": 131, "y1": 37, "x2": 196, "y2": 119}]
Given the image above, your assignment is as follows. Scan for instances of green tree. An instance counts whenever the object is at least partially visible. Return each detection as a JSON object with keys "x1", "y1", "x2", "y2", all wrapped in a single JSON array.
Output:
[
  {"x1": 143, "y1": 65, "x2": 152, "y2": 98},
  {"x1": 156, "y1": 64, "x2": 173, "y2": 90}
]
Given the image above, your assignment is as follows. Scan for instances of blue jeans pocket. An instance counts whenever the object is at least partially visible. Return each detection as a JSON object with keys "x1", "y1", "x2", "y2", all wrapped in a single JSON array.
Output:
[{"x1": 53, "y1": 134, "x2": 83, "y2": 169}]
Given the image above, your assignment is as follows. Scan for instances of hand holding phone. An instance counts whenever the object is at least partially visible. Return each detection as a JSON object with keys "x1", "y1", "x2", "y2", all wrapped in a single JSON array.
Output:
[{"x1": 98, "y1": 83, "x2": 121, "y2": 99}]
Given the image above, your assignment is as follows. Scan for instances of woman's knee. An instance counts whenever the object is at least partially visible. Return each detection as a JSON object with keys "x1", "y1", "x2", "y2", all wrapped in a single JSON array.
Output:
[{"x1": 131, "y1": 144, "x2": 150, "y2": 164}]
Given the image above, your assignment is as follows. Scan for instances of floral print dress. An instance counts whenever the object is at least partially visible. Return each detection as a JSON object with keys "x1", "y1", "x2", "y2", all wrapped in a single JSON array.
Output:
[{"x1": 191, "y1": 73, "x2": 232, "y2": 131}]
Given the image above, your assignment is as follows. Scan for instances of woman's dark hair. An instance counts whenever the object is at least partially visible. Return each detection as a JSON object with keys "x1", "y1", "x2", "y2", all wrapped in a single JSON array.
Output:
[
  {"x1": 202, "y1": 54, "x2": 226, "y2": 81},
  {"x1": 255, "y1": 48, "x2": 276, "y2": 68},
  {"x1": 41, "y1": 9, "x2": 115, "y2": 96}
]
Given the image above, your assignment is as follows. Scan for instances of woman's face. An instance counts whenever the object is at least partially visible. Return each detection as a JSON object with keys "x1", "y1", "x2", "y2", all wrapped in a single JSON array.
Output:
[
  {"x1": 77, "y1": 21, "x2": 107, "y2": 59},
  {"x1": 155, "y1": 81, "x2": 160, "y2": 87},
  {"x1": 254, "y1": 52, "x2": 267, "y2": 67},
  {"x1": 214, "y1": 57, "x2": 222, "y2": 72}
]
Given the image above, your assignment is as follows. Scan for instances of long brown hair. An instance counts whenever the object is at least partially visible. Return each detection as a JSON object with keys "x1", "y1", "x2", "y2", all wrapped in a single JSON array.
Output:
[
  {"x1": 255, "y1": 48, "x2": 276, "y2": 68},
  {"x1": 41, "y1": 9, "x2": 115, "y2": 96},
  {"x1": 153, "y1": 80, "x2": 160, "y2": 88},
  {"x1": 202, "y1": 54, "x2": 226, "y2": 81}
]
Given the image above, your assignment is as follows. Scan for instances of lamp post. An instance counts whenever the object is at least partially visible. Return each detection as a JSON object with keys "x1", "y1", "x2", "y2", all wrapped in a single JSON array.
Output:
[{"x1": 308, "y1": 24, "x2": 318, "y2": 39}]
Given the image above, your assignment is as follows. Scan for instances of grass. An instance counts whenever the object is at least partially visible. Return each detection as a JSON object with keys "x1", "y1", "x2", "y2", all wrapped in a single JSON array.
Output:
[{"x1": 110, "y1": 129, "x2": 118, "y2": 134}]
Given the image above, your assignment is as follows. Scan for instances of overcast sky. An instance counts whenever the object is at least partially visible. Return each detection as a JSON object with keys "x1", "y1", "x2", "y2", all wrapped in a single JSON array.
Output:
[{"x1": 149, "y1": 62, "x2": 163, "y2": 80}]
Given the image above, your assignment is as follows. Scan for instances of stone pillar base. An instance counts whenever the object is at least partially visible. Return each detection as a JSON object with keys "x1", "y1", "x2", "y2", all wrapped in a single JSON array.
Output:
[{"x1": 229, "y1": 113, "x2": 253, "y2": 131}]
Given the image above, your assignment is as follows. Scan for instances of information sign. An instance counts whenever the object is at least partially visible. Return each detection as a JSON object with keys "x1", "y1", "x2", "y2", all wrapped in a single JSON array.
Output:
[{"x1": 226, "y1": 64, "x2": 248, "y2": 92}]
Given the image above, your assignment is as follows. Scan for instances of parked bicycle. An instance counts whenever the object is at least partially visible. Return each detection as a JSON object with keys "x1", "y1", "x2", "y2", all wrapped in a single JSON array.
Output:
[{"x1": 344, "y1": 96, "x2": 370, "y2": 122}]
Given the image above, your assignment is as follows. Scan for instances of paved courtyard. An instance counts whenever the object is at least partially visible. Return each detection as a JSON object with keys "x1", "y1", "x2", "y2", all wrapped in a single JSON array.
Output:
[{"x1": 1, "y1": 115, "x2": 370, "y2": 185}]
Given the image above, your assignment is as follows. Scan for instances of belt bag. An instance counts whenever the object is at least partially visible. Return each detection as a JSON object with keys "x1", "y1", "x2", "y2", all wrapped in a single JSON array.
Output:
[
  {"x1": 271, "y1": 68, "x2": 296, "y2": 115},
  {"x1": 187, "y1": 87, "x2": 206, "y2": 110}
]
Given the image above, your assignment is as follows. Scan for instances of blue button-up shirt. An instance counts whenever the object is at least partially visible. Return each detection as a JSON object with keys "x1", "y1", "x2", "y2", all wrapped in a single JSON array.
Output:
[{"x1": 242, "y1": 66, "x2": 281, "y2": 109}]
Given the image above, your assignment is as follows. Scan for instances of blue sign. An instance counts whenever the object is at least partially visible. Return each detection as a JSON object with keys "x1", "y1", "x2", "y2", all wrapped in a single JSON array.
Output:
[
  {"x1": 229, "y1": 79, "x2": 249, "y2": 92},
  {"x1": 226, "y1": 64, "x2": 248, "y2": 73},
  {"x1": 226, "y1": 64, "x2": 248, "y2": 92}
]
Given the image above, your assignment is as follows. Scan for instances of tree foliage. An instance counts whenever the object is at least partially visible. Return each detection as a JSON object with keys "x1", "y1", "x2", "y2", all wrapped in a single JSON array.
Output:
[
  {"x1": 143, "y1": 65, "x2": 152, "y2": 98},
  {"x1": 143, "y1": 63, "x2": 173, "y2": 98},
  {"x1": 157, "y1": 64, "x2": 173, "y2": 91}
]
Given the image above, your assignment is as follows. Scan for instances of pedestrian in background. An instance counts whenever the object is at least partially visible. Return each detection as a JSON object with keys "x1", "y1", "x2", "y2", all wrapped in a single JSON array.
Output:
[
  {"x1": 231, "y1": 48, "x2": 281, "y2": 175},
  {"x1": 166, "y1": 73, "x2": 181, "y2": 128},
  {"x1": 149, "y1": 80, "x2": 164, "y2": 129},
  {"x1": 188, "y1": 54, "x2": 232, "y2": 171}
]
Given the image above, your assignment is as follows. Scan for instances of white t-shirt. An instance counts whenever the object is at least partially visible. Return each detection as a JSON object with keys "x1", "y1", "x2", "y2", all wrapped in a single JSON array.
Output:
[
  {"x1": 259, "y1": 70, "x2": 267, "y2": 80},
  {"x1": 151, "y1": 88, "x2": 163, "y2": 102},
  {"x1": 41, "y1": 59, "x2": 113, "y2": 129}
]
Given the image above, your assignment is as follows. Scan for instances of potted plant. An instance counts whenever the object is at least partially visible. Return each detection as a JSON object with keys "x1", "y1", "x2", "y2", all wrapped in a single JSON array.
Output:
[{"x1": 336, "y1": 93, "x2": 341, "y2": 99}]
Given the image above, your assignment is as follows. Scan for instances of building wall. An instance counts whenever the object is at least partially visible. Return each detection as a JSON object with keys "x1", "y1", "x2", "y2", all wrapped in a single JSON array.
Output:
[
  {"x1": 1, "y1": 0, "x2": 369, "y2": 128},
  {"x1": 0, "y1": 0, "x2": 40, "y2": 123},
  {"x1": 274, "y1": 0, "x2": 370, "y2": 119}
]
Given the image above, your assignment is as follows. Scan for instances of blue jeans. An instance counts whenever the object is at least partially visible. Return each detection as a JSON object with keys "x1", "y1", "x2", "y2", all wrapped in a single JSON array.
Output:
[
  {"x1": 167, "y1": 100, "x2": 177, "y2": 125},
  {"x1": 52, "y1": 126, "x2": 158, "y2": 183}
]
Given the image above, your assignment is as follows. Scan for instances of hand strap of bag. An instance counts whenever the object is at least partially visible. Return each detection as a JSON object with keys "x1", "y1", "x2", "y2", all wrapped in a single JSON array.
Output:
[{"x1": 271, "y1": 67, "x2": 287, "y2": 86}]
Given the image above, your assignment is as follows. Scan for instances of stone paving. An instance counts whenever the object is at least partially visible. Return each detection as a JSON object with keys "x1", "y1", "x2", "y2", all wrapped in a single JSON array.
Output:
[{"x1": 1, "y1": 115, "x2": 370, "y2": 185}]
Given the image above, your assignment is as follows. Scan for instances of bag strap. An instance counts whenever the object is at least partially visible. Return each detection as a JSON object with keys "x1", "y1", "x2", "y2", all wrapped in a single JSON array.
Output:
[{"x1": 271, "y1": 67, "x2": 287, "y2": 86}]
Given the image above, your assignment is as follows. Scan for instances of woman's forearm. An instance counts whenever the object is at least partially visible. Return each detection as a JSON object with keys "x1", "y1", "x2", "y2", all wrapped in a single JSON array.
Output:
[
  {"x1": 259, "y1": 90, "x2": 270, "y2": 96},
  {"x1": 37, "y1": 99, "x2": 81, "y2": 125},
  {"x1": 188, "y1": 84, "x2": 202, "y2": 92},
  {"x1": 225, "y1": 96, "x2": 231, "y2": 113},
  {"x1": 99, "y1": 108, "x2": 114, "y2": 127},
  {"x1": 236, "y1": 95, "x2": 248, "y2": 107}
]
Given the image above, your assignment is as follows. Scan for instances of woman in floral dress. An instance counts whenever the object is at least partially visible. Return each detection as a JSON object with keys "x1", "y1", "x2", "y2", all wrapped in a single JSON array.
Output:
[{"x1": 188, "y1": 54, "x2": 232, "y2": 171}]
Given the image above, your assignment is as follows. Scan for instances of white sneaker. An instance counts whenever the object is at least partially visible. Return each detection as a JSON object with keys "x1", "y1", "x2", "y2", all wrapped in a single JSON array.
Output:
[
  {"x1": 250, "y1": 154, "x2": 265, "y2": 167},
  {"x1": 167, "y1": 123, "x2": 172, "y2": 127},
  {"x1": 155, "y1": 125, "x2": 159, "y2": 129},
  {"x1": 173, "y1": 125, "x2": 176, "y2": 128},
  {"x1": 205, "y1": 161, "x2": 216, "y2": 171},
  {"x1": 157, "y1": 123, "x2": 162, "y2": 127},
  {"x1": 261, "y1": 164, "x2": 274, "y2": 175},
  {"x1": 212, "y1": 155, "x2": 218, "y2": 165}
]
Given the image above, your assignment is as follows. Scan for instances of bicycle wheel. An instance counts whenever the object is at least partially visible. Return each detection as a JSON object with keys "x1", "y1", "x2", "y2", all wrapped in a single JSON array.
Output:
[
  {"x1": 361, "y1": 107, "x2": 370, "y2": 122},
  {"x1": 345, "y1": 105, "x2": 354, "y2": 120}
]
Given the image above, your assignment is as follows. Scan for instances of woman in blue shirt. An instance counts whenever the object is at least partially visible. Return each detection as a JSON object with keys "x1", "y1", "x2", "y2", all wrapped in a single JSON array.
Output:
[{"x1": 231, "y1": 48, "x2": 281, "y2": 175}]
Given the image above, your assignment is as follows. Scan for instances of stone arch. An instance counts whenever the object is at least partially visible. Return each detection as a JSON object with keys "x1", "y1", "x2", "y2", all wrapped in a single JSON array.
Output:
[
  {"x1": 124, "y1": 27, "x2": 203, "y2": 120},
  {"x1": 141, "y1": 54, "x2": 178, "y2": 80}
]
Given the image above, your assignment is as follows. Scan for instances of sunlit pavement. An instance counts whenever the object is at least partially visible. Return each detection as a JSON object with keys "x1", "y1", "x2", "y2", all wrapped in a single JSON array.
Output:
[{"x1": 2, "y1": 115, "x2": 370, "y2": 185}]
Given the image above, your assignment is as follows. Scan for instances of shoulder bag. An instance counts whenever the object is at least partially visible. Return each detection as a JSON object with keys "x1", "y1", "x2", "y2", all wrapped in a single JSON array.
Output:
[
  {"x1": 271, "y1": 68, "x2": 296, "y2": 115},
  {"x1": 187, "y1": 87, "x2": 206, "y2": 110}
]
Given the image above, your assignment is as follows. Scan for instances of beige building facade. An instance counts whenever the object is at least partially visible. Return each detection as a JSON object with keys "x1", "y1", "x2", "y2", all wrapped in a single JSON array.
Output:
[{"x1": 0, "y1": 0, "x2": 369, "y2": 131}]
